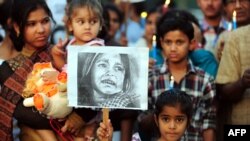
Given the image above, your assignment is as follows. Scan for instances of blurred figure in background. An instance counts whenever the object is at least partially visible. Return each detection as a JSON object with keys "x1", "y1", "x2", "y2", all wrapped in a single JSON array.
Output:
[
  {"x1": 197, "y1": 0, "x2": 226, "y2": 55},
  {"x1": 216, "y1": 0, "x2": 250, "y2": 61},
  {"x1": 115, "y1": 0, "x2": 145, "y2": 46},
  {"x1": 103, "y1": 2, "x2": 123, "y2": 45},
  {"x1": 134, "y1": 7, "x2": 164, "y2": 67}
]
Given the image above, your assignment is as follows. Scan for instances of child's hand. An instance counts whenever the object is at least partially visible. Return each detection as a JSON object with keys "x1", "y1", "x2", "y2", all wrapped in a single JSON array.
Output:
[
  {"x1": 51, "y1": 38, "x2": 68, "y2": 57},
  {"x1": 41, "y1": 70, "x2": 59, "y2": 84},
  {"x1": 61, "y1": 112, "x2": 85, "y2": 136},
  {"x1": 149, "y1": 58, "x2": 156, "y2": 69},
  {"x1": 96, "y1": 120, "x2": 113, "y2": 141},
  {"x1": 51, "y1": 38, "x2": 69, "y2": 70}
]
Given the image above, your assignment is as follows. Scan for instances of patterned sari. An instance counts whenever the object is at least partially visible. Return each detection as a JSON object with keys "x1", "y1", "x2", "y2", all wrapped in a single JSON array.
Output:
[{"x1": 0, "y1": 46, "x2": 52, "y2": 141}]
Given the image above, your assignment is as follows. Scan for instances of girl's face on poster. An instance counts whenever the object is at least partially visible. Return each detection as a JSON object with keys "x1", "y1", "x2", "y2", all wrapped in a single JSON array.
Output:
[
  {"x1": 91, "y1": 54, "x2": 125, "y2": 95},
  {"x1": 155, "y1": 104, "x2": 188, "y2": 141},
  {"x1": 24, "y1": 7, "x2": 52, "y2": 50}
]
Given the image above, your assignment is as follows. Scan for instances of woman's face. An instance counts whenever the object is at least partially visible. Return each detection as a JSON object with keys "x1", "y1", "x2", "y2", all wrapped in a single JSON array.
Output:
[
  {"x1": 91, "y1": 54, "x2": 125, "y2": 95},
  {"x1": 108, "y1": 9, "x2": 120, "y2": 38},
  {"x1": 24, "y1": 7, "x2": 52, "y2": 50},
  {"x1": 145, "y1": 12, "x2": 160, "y2": 43}
]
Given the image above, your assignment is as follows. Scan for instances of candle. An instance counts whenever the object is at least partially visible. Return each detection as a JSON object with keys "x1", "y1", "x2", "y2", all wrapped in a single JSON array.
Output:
[
  {"x1": 162, "y1": 0, "x2": 170, "y2": 13},
  {"x1": 232, "y1": 10, "x2": 237, "y2": 30},
  {"x1": 140, "y1": 11, "x2": 147, "y2": 26},
  {"x1": 227, "y1": 22, "x2": 232, "y2": 31},
  {"x1": 152, "y1": 35, "x2": 157, "y2": 60},
  {"x1": 169, "y1": 75, "x2": 174, "y2": 89}
]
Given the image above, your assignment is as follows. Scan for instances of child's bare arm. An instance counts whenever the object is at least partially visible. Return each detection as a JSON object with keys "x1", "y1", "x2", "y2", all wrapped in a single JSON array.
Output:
[{"x1": 51, "y1": 38, "x2": 68, "y2": 71}]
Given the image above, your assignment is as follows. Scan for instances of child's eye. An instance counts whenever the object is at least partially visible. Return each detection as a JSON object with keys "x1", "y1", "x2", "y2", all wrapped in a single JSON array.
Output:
[
  {"x1": 176, "y1": 40, "x2": 184, "y2": 45},
  {"x1": 90, "y1": 20, "x2": 97, "y2": 25},
  {"x1": 164, "y1": 40, "x2": 172, "y2": 46},
  {"x1": 175, "y1": 117, "x2": 184, "y2": 123},
  {"x1": 161, "y1": 117, "x2": 170, "y2": 122},
  {"x1": 146, "y1": 20, "x2": 153, "y2": 25},
  {"x1": 114, "y1": 65, "x2": 125, "y2": 72},
  {"x1": 97, "y1": 63, "x2": 107, "y2": 68},
  {"x1": 77, "y1": 20, "x2": 84, "y2": 25}
]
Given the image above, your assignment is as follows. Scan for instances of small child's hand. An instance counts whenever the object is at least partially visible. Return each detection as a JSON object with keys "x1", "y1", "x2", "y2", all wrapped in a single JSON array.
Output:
[
  {"x1": 51, "y1": 38, "x2": 69, "y2": 70},
  {"x1": 96, "y1": 120, "x2": 113, "y2": 141},
  {"x1": 149, "y1": 58, "x2": 156, "y2": 69},
  {"x1": 51, "y1": 38, "x2": 68, "y2": 57},
  {"x1": 41, "y1": 70, "x2": 59, "y2": 84},
  {"x1": 61, "y1": 111, "x2": 85, "y2": 136}
]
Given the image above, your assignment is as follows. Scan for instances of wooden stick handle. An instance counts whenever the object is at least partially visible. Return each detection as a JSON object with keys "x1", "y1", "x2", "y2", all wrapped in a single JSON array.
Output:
[{"x1": 102, "y1": 108, "x2": 109, "y2": 141}]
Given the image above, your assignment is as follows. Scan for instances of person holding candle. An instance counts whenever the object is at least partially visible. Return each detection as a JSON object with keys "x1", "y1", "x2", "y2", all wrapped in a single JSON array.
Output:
[
  {"x1": 134, "y1": 7, "x2": 164, "y2": 68},
  {"x1": 115, "y1": 0, "x2": 145, "y2": 46},
  {"x1": 216, "y1": 24, "x2": 250, "y2": 139},
  {"x1": 144, "y1": 19, "x2": 217, "y2": 141},
  {"x1": 197, "y1": 0, "x2": 227, "y2": 56},
  {"x1": 215, "y1": 0, "x2": 250, "y2": 61}
]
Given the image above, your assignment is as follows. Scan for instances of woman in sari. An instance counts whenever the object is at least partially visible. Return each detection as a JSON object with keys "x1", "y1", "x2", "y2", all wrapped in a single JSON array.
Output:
[{"x1": 0, "y1": 0, "x2": 87, "y2": 140}]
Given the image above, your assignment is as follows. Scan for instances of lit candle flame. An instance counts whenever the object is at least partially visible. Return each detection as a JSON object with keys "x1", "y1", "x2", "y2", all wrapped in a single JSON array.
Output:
[
  {"x1": 232, "y1": 10, "x2": 237, "y2": 29},
  {"x1": 170, "y1": 75, "x2": 174, "y2": 89},
  {"x1": 233, "y1": 10, "x2": 237, "y2": 19},
  {"x1": 152, "y1": 35, "x2": 156, "y2": 42},
  {"x1": 164, "y1": 0, "x2": 170, "y2": 6},
  {"x1": 152, "y1": 35, "x2": 157, "y2": 60},
  {"x1": 141, "y1": 11, "x2": 147, "y2": 19}
]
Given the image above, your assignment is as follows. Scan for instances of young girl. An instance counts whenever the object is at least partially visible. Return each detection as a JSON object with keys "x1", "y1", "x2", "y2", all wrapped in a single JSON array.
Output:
[
  {"x1": 51, "y1": 0, "x2": 107, "y2": 140},
  {"x1": 97, "y1": 89, "x2": 193, "y2": 141},
  {"x1": 52, "y1": 0, "x2": 105, "y2": 70},
  {"x1": 154, "y1": 89, "x2": 193, "y2": 141}
]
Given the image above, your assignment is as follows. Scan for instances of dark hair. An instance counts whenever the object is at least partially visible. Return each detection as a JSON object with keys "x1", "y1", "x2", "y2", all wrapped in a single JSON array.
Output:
[
  {"x1": 9, "y1": 0, "x2": 54, "y2": 51},
  {"x1": 0, "y1": 0, "x2": 12, "y2": 30},
  {"x1": 222, "y1": 0, "x2": 227, "y2": 5},
  {"x1": 67, "y1": 0, "x2": 72, "y2": 4},
  {"x1": 157, "y1": 18, "x2": 194, "y2": 45},
  {"x1": 158, "y1": 9, "x2": 199, "y2": 28},
  {"x1": 131, "y1": 1, "x2": 146, "y2": 17},
  {"x1": 68, "y1": 0, "x2": 104, "y2": 26},
  {"x1": 155, "y1": 89, "x2": 193, "y2": 122},
  {"x1": 146, "y1": 6, "x2": 160, "y2": 21},
  {"x1": 156, "y1": 9, "x2": 203, "y2": 49},
  {"x1": 104, "y1": 3, "x2": 123, "y2": 25}
]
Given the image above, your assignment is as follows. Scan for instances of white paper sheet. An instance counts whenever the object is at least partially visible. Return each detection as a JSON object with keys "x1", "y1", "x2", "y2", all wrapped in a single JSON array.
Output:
[{"x1": 67, "y1": 46, "x2": 149, "y2": 110}]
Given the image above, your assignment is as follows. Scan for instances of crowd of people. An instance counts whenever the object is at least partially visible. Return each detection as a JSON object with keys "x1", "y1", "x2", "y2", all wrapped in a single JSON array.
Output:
[{"x1": 0, "y1": 0, "x2": 250, "y2": 141}]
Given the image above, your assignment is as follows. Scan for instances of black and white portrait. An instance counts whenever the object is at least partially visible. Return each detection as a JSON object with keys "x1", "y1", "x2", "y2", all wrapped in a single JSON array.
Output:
[{"x1": 67, "y1": 46, "x2": 148, "y2": 110}]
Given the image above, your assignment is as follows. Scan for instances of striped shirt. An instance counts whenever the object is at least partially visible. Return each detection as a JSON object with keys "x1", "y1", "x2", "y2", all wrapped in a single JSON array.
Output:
[{"x1": 149, "y1": 59, "x2": 217, "y2": 141}]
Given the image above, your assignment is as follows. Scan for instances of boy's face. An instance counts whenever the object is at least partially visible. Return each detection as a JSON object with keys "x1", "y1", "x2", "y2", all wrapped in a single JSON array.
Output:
[
  {"x1": 68, "y1": 7, "x2": 101, "y2": 45},
  {"x1": 154, "y1": 105, "x2": 188, "y2": 141},
  {"x1": 160, "y1": 30, "x2": 192, "y2": 64}
]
